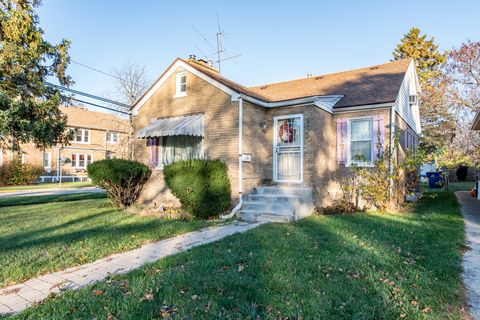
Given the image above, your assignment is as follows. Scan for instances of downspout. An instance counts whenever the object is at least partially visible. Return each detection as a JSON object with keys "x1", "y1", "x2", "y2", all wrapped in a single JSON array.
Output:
[
  {"x1": 221, "y1": 96, "x2": 243, "y2": 219},
  {"x1": 389, "y1": 105, "x2": 395, "y2": 194}
]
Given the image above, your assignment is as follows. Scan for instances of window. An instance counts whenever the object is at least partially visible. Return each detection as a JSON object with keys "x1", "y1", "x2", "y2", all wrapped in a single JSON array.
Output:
[
  {"x1": 71, "y1": 128, "x2": 90, "y2": 143},
  {"x1": 43, "y1": 152, "x2": 51, "y2": 168},
  {"x1": 71, "y1": 153, "x2": 93, "y2": 168},
  {"x1": 147, "y1": 136, "x2": 203, "y2": 168},
  {"x1": 174, "y1": 72, "x2": 187, "y2": 97},
  {"x1": 349, "y1": 118, "x2": 372, "y2": 163},
  {"x1": 106, "y1": 131, "x2": 119, "y2": 143}
]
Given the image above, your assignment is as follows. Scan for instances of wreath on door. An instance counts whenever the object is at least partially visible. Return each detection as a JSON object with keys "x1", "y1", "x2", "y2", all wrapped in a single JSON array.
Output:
[{"x1": 278, "y1": 120, "x2": 294, "y2": 143}]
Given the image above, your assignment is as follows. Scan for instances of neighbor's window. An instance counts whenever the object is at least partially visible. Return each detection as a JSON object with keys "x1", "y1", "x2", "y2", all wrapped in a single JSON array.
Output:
[
  {"x1": 349, "y1": 118, "x2": 372, "y2": 163},
  {"x1": 106, "y1": 131, "x2": 119, "y2": 143},
  {"x1": 43, "y1": 151, "x2": 51, "y2": 168},
  {"x1": 147, "y1": 135, "x2": 203, "y2": 168},
  {"x1": 175, "y1": 72, "x2": 187, "y2": 97},
  {"x1": 71, "y1": 128, "x2": 90, "y2": 143},
  {"x1": 72, "y1": 153, "x2": 93, "y2": 168}
]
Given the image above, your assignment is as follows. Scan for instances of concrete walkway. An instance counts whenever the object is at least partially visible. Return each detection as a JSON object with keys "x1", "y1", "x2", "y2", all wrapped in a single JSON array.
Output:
[
  {"x1": 456, "y1": 191, "x2": 480, "y2": 320},
  {"x1": 0, "y1": 187, "x2": 104, "y2": 198},
  {"x1": 0, "y1": 221, "x2": 263, "y2": 316}
]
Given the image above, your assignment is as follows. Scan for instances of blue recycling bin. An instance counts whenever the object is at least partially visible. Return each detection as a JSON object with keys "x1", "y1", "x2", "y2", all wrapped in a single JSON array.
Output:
[{"x1": 427, "y1": 172, "x2": 444, "y2": 188}]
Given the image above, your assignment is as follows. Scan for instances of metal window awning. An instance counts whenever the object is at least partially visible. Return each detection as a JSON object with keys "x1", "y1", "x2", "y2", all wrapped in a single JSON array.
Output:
[{"x1": 137, "y1": 113, "x2": 204, "y2": 138}]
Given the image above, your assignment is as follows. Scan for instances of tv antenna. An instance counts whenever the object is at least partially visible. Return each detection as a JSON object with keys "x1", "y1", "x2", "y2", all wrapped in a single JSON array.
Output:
[{"x1": 192, "y1": 13, "x2": 241, "y2": 75}]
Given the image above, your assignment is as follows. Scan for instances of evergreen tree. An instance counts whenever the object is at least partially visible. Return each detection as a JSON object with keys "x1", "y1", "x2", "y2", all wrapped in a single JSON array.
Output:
[
  {"x1": 0, "y1": 0, "x2": 73, "y2": 152},
  {"x1": 393, "y1": 27, "x2": 453, "y2": 153},
  {"x1": 393, "y1": 27, "x2": 446, "y2": 85}
]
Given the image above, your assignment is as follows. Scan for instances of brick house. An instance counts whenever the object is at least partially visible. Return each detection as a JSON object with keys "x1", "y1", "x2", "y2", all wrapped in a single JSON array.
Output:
[
  {"x1": 132, "y1": 56, "x2": 421, "y2": 220},
  {"x1": 1, "y1": 106, "x2": 130, "y2": 182}
]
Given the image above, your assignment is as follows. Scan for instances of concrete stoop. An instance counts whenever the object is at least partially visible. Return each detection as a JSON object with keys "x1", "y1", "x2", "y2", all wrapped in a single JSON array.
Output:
[{"x1": 237, "y1": 186, "x2": 314, "y2": 223}]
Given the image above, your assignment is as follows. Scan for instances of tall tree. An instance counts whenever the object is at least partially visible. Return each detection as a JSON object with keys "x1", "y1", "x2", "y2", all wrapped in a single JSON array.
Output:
[
  {"x1": 111, "y1": 61, "x2": 151, "y2": 106},
  {"x1": 109, "y1": 61, "x2": 151, "y2": 160},
  {"x1": 393, "y1": 27, "x2": 446, "y2": 85},
  {"x1": 393, "y1": 27, "x2": 453, "y2": 153},
  {"x1": 0, "y1": 0, "x2": 72, "y2": 152}
]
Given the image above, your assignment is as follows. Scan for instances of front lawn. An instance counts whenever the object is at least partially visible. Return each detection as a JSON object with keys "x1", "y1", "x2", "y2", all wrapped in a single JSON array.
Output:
[
  {"x1": 0, "y1": 181, "x2": 94, "y2": 192},
  {"x1": 0, "y1": 198, "x2": 216, "y2": 288},
  {"x1": 13, "y1": 190, "x2": 466, "y2": 319},
  {"x1": 0, "y1": 192, "x2": 107, "y2": 207}
]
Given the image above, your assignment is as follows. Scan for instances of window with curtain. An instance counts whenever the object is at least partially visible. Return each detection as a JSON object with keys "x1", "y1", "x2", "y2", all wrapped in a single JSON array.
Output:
[
  {"x1": 349, "y1": 119, "x2": 372, "y2": 162},
  {"x1": 147, "y1": 135, "x2": 203, "y2": 168}
]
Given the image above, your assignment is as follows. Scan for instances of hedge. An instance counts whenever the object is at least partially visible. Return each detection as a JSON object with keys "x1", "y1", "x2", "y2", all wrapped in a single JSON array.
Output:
[
  {"x1": 87, "y1": 159, "x2": 151, "y2": 208},
  {"x1": 163, "y1": 159, "x2": 231, "y2": 218},
  {"x1": 0, "y1": 160, "x2": 43, "y2": 186}
]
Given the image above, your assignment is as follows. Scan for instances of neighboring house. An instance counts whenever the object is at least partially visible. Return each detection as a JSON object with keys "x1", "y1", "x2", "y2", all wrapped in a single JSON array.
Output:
[
  {"x1": 132, "y1": 56, "x2": 421, "y2": 220},
  {"x1": 1, "y1": 106, "x2": 130, "y2": 182},
  {"x1": 471, "y1": 111, "x2": 480, "y2": 199}
]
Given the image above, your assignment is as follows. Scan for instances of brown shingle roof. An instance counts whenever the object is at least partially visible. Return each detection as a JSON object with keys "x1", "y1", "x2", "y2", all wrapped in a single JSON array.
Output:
[
  {"x1": 60, "y1": 106, "x2": 130, "y2": 132},
  {"x1": 185, "y1": 58, "x2": 412, "y2": 107}
]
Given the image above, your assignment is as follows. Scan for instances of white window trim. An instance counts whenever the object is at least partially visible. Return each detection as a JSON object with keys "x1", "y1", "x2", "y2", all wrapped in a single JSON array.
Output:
[
  {"x1": 106, "y1": 131, "x2": 120, "y2": 144},
  {"x1": 346, "y1": 117, "x2": 374, "y2": 167},
  {"x1": 43, "y1": 151, "x2": 52, "y2": 168},
  {"x1": 71, "y1": 153, "x2": 93, "y2": 169},
  {"x1": 174, "y1": 72, "x2": 187, "y2": 98},
  {"x1": 71, "y1": 128, "x2": 91, "y2": 144}
]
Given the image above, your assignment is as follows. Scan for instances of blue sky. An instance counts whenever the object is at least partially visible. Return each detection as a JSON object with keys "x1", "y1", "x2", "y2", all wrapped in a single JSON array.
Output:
[{"x1": 37, "y1": 0, "x2": 479, "y2": 109}]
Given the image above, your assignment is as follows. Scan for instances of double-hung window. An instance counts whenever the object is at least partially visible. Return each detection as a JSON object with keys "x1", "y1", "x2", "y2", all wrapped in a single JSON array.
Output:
[
  {"x1": 349, "y1": 118, "x2": 373, "y2": 164},
  {"x1": 71, "y1": 128, "x2": 90, "y2": 144},
  {"x1": 106, "y1": 131, "x2": 119, "y2": 143},
  {"x1": 43, "y1": 151, "x2": 51, "y2": 168},
  {"x1": 72, "y1": 153, "x2": 93, "y2": 169},
  {"x1": 174, "y1": 72, "x2": 187, "y2": 97}
]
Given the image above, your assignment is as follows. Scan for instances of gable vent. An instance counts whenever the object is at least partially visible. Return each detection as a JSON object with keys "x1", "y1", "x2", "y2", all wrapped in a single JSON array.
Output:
[{"x1": 409, "y1": 94, "x2": 418, "y2": 105}]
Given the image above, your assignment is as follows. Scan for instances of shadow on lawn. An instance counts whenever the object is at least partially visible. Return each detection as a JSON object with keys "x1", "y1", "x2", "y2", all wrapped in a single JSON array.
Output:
[{"x1": 15, "y1": 193, "x2": 466, "y2": 319}]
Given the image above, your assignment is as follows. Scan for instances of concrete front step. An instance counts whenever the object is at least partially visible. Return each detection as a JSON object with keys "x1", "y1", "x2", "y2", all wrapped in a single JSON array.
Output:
[
  {"x1": 241, "y1": 201, "x2": 295, "y2": 213},
  {"x1": 246, "y1": 194, "x2": 306, "y2": 203},
  {"x1": 238, "y1": 210, "x2": 294, "y2": 223},
  {"x1": 237, "y1": 185, "x2": 314, "y2": 223},
  {"x1": 256, "y1": 186, "x2": 313, "y2": 196}
]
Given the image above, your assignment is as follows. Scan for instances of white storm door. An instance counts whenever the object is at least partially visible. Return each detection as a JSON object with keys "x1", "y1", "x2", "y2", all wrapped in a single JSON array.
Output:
[{"x1": 273, "y1": 114, "x2": 303, "y2": 183}]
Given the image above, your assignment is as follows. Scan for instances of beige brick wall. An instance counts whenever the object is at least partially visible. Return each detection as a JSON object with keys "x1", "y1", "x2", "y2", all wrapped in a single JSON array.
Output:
[{"x1": 133, "y1": 67, "x2": 240, "y2": 206}]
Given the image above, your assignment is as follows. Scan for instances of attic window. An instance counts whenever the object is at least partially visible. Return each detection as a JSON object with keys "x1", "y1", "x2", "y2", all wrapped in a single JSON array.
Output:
[{"x1": 175, "y1": 72, "x2": 187, "y2": 98}]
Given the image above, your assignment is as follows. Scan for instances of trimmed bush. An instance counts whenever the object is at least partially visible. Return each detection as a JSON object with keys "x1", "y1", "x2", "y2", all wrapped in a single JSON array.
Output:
[
  {"x1": 0, "y1": 160, "x2": 43, "y2": 186},
  {"x1": 163, "y1": 159, "x2": 231, "y2": 218},
  {"x1": 87, "y1": 159, "x2": 151, "y2": 208}
]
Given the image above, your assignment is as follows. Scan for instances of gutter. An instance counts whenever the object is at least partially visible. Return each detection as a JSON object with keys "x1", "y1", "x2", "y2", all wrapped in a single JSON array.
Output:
[
  {"x1": 221, "y1": 96, "x2": 244, "y2": 219},
  {"x1": 238, "y1": 94, "x2": 343, "y2": 112}
]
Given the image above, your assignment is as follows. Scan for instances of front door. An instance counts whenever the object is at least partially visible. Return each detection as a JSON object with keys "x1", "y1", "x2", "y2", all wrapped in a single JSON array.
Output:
[{"x1": 273, "y1": 114, "x2": 303, "y2": 183}]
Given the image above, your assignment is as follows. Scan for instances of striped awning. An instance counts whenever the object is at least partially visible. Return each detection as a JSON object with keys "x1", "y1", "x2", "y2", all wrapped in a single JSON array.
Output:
[{"x1": 137, "y1": 114, "x2": 204, "y2": 138}]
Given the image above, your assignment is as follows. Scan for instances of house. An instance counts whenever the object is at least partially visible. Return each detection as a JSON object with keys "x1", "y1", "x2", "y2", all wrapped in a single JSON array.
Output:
[
  {"x1": 132, "y1": 56, "x2": 421, "y2": 220},
  {"x1": 471, "y1": 110, "x2": 480, "y2": 199},
  {"x1": 0, "y1": 106, "x2": 130, "y2": 182}
]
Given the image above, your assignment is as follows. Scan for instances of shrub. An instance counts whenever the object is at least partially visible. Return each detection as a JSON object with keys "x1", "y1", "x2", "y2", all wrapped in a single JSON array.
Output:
[
  {"x1": 163, "y1": 159, "x2": 231, "y2": 218},
  {"x1": 0, "y1": 160, "x2": 43, "y2": 186},
  {"x1": 87, "y1": 159, "x2": 151, "y2": 208}
]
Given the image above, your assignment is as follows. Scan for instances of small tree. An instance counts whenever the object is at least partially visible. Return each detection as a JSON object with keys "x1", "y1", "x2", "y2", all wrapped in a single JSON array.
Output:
[{"x1": 87, "y1": 159, "x2": 151, "y2": 208}]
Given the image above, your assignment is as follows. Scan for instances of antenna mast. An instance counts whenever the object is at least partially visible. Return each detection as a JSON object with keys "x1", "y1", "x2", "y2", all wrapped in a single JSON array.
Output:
[{"x1": 216, "y1": 13, "x2": 223, "y2": 74}]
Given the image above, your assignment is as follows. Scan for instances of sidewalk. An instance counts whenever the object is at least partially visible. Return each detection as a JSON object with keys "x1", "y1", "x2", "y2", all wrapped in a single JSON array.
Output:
[
  {"x1": 0, "y1": 221, "x2": 263, "y2": 315},
  {"x1": 455, "y1": 191, "x2": 480, "y2": 320}
]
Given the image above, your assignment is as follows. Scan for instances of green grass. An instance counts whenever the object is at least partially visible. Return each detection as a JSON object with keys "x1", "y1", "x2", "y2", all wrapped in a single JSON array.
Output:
[
  {"x1": 0, "y1": 199, "x2": 216, "y2": 288},
  {"x1": 447, "y1": 181, "x2": 475, "y2": 192},
  {"x1": 11, "y1": 190, "x2": 466, "y2": 319},
  {"x1": 0, "y1": 192, "x2": 107, "y2": 207},
  {"x1": 0, "y1": 181, "x2": 94, "y2": 192}
]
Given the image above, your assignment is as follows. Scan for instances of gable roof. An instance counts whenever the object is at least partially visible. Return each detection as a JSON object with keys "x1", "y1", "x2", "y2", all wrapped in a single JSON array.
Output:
[
  {"x1": 61, "y1": 106, "x2": 130, "y2": 132},
  {"x1": 132, "y1": 57, "x2": 412, "y2": 111}
]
